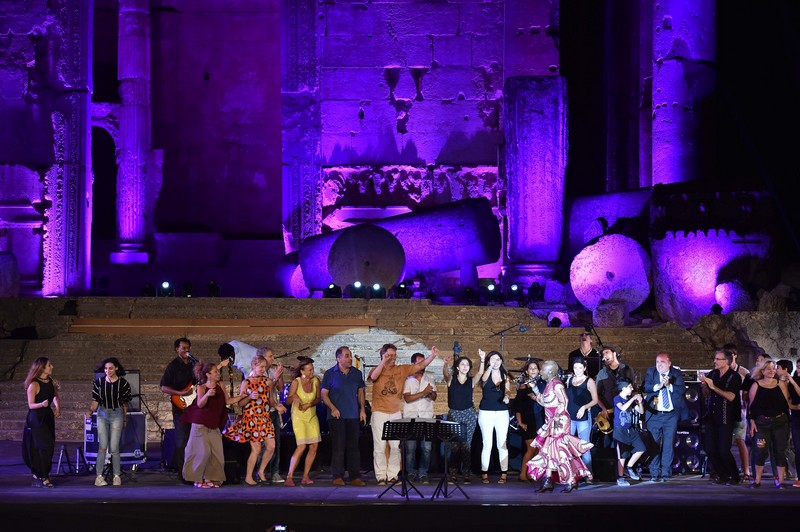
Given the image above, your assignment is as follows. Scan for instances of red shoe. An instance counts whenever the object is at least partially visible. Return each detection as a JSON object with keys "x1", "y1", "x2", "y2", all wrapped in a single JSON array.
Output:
[
  {"x1": 301, "y1": 478, "x2": 314, "y2": 485},
  {"x1": 284, "y1": 478, "x2": 296, "y2": 487}
]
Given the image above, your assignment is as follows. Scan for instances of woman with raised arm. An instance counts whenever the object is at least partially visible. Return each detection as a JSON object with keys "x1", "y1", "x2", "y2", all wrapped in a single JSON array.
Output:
[
  {"x1": 224, "y1": 354, "x2": 286, "y2": 486},
  {"x1": 478, "y1": 350, "x2": 511, "y2": 484},
  {"x1": 183, "y1": 361, "x2": 250, "y2": 488},
  {"x1": 85, "y1": 357, "x2": 132, "y2": 487},
  {"x1": 23, "y1": 357, "x2": 60, "y2": 488},
  {"x1": 527, "y1": 360, "x2": 593, "y2": 493},
  {"x1": 442, "y1": 348, "x2": 485, "y2": 484},
  {"x1": 748, "y1": 359, "x2": 790, "y2": 488},
  {"x1": 514, "y1": 358, "x2": 546, "y2": 481},
  {"x1": 284, "y1": 357, "x2": 322, "y2": 486}
]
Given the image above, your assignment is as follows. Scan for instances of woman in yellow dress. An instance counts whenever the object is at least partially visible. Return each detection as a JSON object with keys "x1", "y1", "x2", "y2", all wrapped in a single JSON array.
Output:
[{"x1": 284, "y1": 357, "x2": 322, "y2": 486}]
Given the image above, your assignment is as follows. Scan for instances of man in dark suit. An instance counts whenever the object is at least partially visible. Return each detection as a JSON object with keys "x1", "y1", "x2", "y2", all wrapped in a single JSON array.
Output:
[{"x1": 643, "y1": 352, "x2": 688, "y2": 482}]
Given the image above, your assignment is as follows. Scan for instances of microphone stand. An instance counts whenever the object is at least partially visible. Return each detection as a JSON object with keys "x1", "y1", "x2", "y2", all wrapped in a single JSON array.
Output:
[
  {"x1": 489, "y1": 323, "x2": 522, "y2": 357},
  {"x1": 276, "y1": 346, "x2": 311, "y2": 360},
  {"x1": 135, "y1": 393, "x2": 167, "y2": 472},
  {"x1": 585, "y1": 324, "x2": 604, "y2": 350}
]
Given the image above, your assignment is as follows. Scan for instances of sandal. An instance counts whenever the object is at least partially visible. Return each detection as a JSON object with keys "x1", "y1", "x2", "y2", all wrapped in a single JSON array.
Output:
[
  {"x1": 284, "y1": 478, "x2": 296, "y2": 487},
  {"x1": 481, "y1": 473, "x2": 490, "y2": 484},
  {"x1": 300, "y1": 478, "x2": 314, "y2": 485},
  {"x1": 42, "y1": 479, "x2": 54, "y2": 488},
  {"x1": 498, "y1": 473, "x2": 507, "y2": 484},
  {"x1": 742, "y1": 473, "x2": 752, "y2": 483}
]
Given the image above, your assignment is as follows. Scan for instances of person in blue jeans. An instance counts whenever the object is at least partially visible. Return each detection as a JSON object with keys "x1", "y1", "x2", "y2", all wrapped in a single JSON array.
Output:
[
  {"x1": 86, "y1": 357, "x2": 132, "y2": 487},
  {"x1": 402, "y1": 352, "x2": 437, "y2": 483},
  {"x1": 566, "y1": 357, "x2": 599, "y2": 477}
]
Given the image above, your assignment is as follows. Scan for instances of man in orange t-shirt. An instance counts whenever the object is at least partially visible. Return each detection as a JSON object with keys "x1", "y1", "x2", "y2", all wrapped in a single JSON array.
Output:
[{"x1": 368, "y1": 343, "x2": 439, "y2": 484}]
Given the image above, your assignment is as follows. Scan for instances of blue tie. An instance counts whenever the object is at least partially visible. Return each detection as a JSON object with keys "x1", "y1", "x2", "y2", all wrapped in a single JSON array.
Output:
[{"x1": 660, "y1": 375, "x2": 672, "y2": 411}]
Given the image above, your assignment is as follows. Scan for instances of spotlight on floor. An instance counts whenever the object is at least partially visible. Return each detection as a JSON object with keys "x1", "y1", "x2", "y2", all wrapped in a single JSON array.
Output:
[
  {"x1": 370, "y1": 283, "x2": 387, "y2": 299},
  {"x1": 141, "y1": 283, "x2": 155, "y2": 297},
  {"x1": 182, "y1": 282, "x2": 194, "y2": 298},
  {"x1": 484, "y1": 282, "x2": 502, "y2": 304},
  {"x1": 347, "y1": 281, "x2": 365, "y2": 299},
  {"x1": 462, "y1": 285, "x2": 478, "y2": 305},
  {"x1": 208, "y1": 280, "x2": 221, "y2": 297},
  {"x1": 159, "y1": 281, "x2": 175, "y2": 297},
  {"x1": 392, "y1": 281, "x2": 412, "y2": 299},
  {"x1": 506, "y1": 283, "x2": 526, "y2": 306},
  {"x1": 323, "y1": 283, "x2": 342, "y2": 298}
]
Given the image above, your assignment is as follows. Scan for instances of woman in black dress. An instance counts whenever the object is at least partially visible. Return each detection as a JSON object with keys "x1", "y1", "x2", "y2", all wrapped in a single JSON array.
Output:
[{"x1": 23, "y1": 357, "x2": 60, "y2": 488}]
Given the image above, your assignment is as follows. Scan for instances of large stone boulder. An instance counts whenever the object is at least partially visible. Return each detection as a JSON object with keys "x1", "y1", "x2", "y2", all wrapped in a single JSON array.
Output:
[{"x1": 570, "y1": 234, "x2": 651, "y2": 313}]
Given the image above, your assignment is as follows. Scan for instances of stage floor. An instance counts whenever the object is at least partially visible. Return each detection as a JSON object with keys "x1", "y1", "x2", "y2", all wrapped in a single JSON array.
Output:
[{"x1": 0, "y1": 441, "x2": 796, "y2": 532}]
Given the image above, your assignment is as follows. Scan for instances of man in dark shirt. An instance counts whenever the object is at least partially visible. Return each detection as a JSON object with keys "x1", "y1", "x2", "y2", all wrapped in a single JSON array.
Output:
[
  {"x1": 567, "y1": 332, "x2": 601, "y2": 379},
  {"x1": 159, "y1": 337, "x2": 196, "y2": 478},
  {"x1": 700, "y1": 348, "x2": 742, "y2": 485},
  {"x1": 595, "y1": 344, "x2": 636, "y2": 476}
]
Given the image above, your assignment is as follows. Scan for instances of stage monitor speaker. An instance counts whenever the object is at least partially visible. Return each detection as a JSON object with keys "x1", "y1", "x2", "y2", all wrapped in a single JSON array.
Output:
[
  {"x1": 679, "y1": 381, "x2": 704, "y2": 429},
  {"x1": 672, "y1": 426, "x2": 704, "y2": 474},
  {"x1": 162, "y1": 428, "x2": 176, "y2": 469},
  {"x1": 591, "y1": 446, "x2": 618, "y2": 482},
  {"x1": 94, "y1": 369, "x2": 140, "y2": 412},
  {"x1": 84, "y1": 411, "x2": 147, "y2": 466}
]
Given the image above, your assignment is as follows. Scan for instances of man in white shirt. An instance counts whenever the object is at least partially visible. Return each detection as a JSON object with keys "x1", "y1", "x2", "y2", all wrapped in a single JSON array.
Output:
[{"x1": 402, "y1": 352, "x2": 438, "y2": 484}]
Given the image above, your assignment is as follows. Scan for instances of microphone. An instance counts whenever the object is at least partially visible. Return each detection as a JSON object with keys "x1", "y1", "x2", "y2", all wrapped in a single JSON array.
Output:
[
  {"x1": 354, "y1": 354, "x2": 362, "y2": 360},
  {"x1": 187, "y1": 353, "x2": 198, "y2": 363}
]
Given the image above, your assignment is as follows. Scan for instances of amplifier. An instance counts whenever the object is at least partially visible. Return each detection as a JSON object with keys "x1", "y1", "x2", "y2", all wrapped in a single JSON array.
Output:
[{"x1": 84, "y1": 411, "x2": 147, "y2": 466}]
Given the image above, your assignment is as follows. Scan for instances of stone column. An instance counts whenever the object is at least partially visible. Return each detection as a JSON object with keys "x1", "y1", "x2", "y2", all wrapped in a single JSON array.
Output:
[
  {"x1": 42, "y1": 0, "x2": 94, "y2": 296},
  {"x1": 502, "y1": 76, "x2": 568, "y2": 287},
  {"x1": 651, "y1": 0, "x2": 716, "y2": 185},
  {"x1": 281, "y1": 0, "x2": 321, "y2": 251},
  {"x1": 111, "y1": 0, "x2": 150, "y2": 264}
]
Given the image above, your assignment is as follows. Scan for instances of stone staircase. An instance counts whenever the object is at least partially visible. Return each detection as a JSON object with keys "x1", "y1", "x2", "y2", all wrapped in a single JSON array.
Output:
[{"x1": 0, "y1": 297, "x2": 711, "y2": 443}]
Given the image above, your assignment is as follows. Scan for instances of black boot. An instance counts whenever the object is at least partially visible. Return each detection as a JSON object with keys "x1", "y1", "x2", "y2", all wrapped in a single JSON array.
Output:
[
  {"x1": 536, "y1": 477, "x2": 554, "y2": 493},
  {"x1": 561, "y1": 482, "x2": 578, "y2": 493}
]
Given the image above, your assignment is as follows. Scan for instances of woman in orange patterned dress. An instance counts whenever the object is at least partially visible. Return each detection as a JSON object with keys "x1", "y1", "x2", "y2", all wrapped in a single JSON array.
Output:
[{"x1": 224, "y1": 354, "x2": 286, "y2": 485}]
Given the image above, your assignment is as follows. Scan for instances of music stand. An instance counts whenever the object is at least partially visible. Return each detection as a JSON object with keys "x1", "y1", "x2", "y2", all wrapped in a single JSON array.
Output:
[
  {"x1": 430, "y1": 420, "x2": 469, "y2": 500},
  {"x1": 378, "y1": 419, "x2": 426, "y2": 500}
]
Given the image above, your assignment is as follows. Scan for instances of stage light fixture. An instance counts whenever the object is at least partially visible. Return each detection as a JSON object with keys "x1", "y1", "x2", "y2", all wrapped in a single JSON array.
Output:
[
  {"x1": 347, "y1": 281, "x2": 365, "y2": 298},
  {"x1": 370, "y1": 283, "x2": 387, "y2": 299},
  {"x1": 207, "y1": 280, "x2": 221, "y2": 297},
  {"x1": 484, "y1": 282, "x2": 502, "y2": 304},
  {"x1": 141, "y1": 283, "x2": 155, "y2": 297},
  {"x1": 182, "y1": 282, "x2": 194, "y2": 298},
  {"x1": 506, "y1": 283, "x2": 526, "y2": 305},
  {"x1": 158, "y1": 281, "x2": 175, "y2": 297},
  {"x1": 392, "y1": 281, "x2": 412, "y2": 299},
  {"x1": 462, "y1": 285, "x2": 478, "y2": 305},
  {"x1": 323, "y1": 283, "x2": 342, "y2": 298}
]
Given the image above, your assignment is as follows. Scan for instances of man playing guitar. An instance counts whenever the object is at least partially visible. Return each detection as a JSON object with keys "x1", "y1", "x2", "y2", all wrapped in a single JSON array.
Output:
[{"x1": 160, "y1": 337, "x2": 196, "y2": 480}]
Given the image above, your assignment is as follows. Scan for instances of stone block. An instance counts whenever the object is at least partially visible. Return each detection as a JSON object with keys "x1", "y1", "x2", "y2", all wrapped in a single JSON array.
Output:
[
  {"x1": 432, "y1": 35, "x2": 473, "y2": 67},
  {"x1": 593, "y1": 301, "x2": 627, "y2": 328},
  {"x1": 0, "y1": 253, "x2": 20, "y2": 297}
]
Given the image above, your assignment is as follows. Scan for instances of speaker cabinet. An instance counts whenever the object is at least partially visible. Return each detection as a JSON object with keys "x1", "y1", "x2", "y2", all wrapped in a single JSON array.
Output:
[
  {"x1": 672, "y1": 426, "x2": 705, "y2": 474},
  {"x1": 680, "y1": 381, "x2": 704, "y2": 429},
  {"x1": 84, "y1": 411, "x2": 147, "y2": 465},
  {"x1": 94, "y1": 369, "x2": 141, "y2": 412}
]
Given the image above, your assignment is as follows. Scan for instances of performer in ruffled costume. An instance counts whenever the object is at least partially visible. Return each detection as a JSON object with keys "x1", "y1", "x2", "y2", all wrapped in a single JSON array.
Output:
[{"x1": 526, "y1": 360, "x2": 593, "y2": 493}]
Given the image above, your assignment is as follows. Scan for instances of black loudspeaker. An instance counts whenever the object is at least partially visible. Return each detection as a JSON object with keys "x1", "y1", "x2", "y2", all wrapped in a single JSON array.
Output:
[
  {"x1": 672, "y1": 426, "x2": 705, "y2": 474},
  {"x1": 94, "y1": 370, "x2": 140, "y2": 412},
  {"x1": 591, "y1": 446, "x2": 619, "y2": 482},
  {"x1": 84, "y1": 411, "x2": 147, "y2": 466},
  {"x1": 680, "y1": 381, "x2": 704, "y2": 429}
]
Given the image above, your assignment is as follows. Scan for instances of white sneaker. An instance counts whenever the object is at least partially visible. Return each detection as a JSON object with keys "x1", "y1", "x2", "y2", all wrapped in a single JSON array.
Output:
[
  {"x1": 95, "y1": 476, "x2": 108, "y2": 487},
  {"x1": 112, "y1": 475, "x2": 122, "y2": 486},
  {"x1": 271, "y1": 473, "x2": 284, "y2": 483}
]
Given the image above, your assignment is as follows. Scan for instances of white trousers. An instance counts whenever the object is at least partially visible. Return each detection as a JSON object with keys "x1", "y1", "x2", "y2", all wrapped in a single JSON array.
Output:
[
  {"x1": 370, "y1": 410, "x2": 402, "y2": 481},
  {"x1": 478, "y1": 409, "x2": 509, "y2": 472}
]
